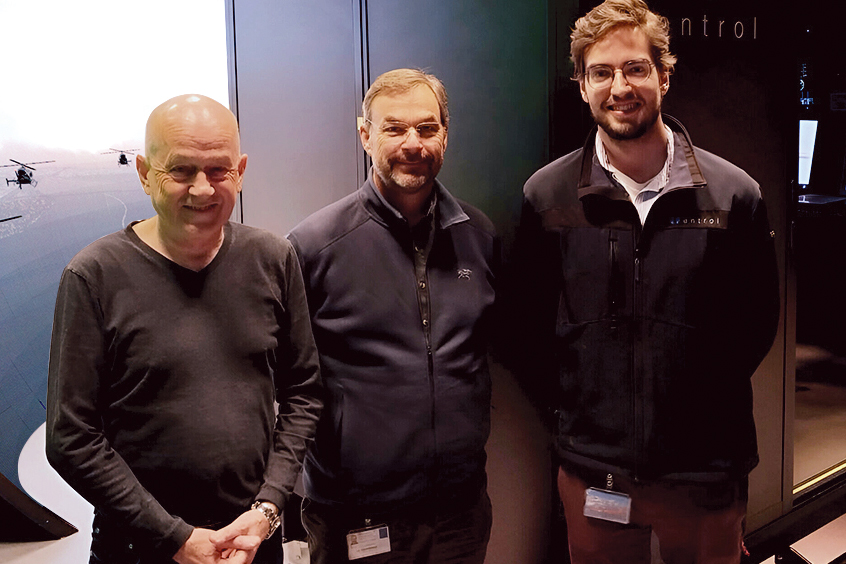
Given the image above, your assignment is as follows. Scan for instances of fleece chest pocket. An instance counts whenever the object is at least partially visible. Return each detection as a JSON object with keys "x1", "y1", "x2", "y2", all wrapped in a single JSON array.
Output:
[
  {"x1": 556, "y1": 227, "x2": 633, "y2": 326},
  {"x1": 644, "y1": 223, "x2": 737, "y2": 324}
]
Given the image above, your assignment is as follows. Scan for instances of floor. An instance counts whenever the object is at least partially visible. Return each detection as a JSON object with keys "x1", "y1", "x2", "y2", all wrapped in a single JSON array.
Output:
[
  {"x1": 0, "y1": 424, "x2": 92, "y2": 564},
  {"x1": 758, "y1": 512, "x2": 846, "y2": 563},
  {"x1": 790, "y1": 513, "x2": 846, "y2": 563},
  {"x1": 794, "y1": 344, "x2": 846, "y2": 486},
  {"x1": 760, "y1": 343, "x2": 846, "y2": 563}
]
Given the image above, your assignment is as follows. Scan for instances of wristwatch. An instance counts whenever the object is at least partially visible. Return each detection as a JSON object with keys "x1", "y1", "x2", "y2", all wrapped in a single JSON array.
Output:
[{"x1": 251, "y1": 501, "x2": 281, "y2": 540}]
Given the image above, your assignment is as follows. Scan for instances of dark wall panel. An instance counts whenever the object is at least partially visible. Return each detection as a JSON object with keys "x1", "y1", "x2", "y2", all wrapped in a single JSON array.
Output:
[
  {"x1": 365, "y1": 0, "x2": 549, "y2": 248},
  {"x1": 650, "y1": 0, "x2": 794, "y2": 529}
]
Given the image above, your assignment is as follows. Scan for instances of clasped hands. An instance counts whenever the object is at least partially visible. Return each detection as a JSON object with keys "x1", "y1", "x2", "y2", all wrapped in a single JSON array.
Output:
[{"x1": 173, "y1": 508, "x2": 272, "y2": 564}]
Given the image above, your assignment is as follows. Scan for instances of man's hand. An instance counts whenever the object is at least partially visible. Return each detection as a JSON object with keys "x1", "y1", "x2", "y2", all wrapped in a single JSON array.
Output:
[
  {"x1": 208, "y1": 508, "x2": 269, "y2": 563},
  {"x1": 173, "y1": 527, "x2": 252, "y2": 564}
]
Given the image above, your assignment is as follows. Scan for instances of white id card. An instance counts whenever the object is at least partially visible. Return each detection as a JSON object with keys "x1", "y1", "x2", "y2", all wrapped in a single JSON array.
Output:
[
  {"x1": 347, "y1": 524, "x2": 391, "y2": 560},
  {"x1": 583, "y1": 487, "x2": 632, "y2": 524}
]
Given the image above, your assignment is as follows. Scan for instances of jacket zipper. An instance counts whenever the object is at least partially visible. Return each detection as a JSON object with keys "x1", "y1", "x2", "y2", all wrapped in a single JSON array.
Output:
[
  {"x1": 413, "y1": 238, "x2": 436, "y2": 491},
  {"x1": 424, "y1": 287, "x2": 436, "y2": 492},
  {"x1": 632, "y1": 219, "x2": 645, "y2": 479},
  {"x1": 608, "y1": 233, "x2": 620, "y2": 331}
]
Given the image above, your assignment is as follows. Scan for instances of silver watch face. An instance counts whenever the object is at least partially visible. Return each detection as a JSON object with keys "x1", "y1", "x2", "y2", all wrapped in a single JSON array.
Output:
[
  {"x1": 260, "y1": 502, "x2": 278, "y2": 519},
  {"x1": 252, "y1": 501, "x2": 280, "y2": 539}
]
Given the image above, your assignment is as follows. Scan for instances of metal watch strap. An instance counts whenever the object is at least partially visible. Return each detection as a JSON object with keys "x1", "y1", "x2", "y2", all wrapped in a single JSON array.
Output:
[{"x1": 251, "y1": 501, "x2": 281, "y2": 540}]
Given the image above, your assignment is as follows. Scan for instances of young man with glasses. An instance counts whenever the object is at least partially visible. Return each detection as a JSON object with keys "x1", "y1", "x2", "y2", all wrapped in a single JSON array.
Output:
[
  {"x1": 510, "y1": 0, "x2": 780, "y2": 561},
  {"x1": 289, "y1": 68, "x2": 496, "y2": 564}
]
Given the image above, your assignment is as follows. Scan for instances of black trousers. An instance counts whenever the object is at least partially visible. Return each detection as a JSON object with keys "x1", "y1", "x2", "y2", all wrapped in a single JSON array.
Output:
[{"x1": 301, "y1": 487, "x2": 492, "y2": 564}]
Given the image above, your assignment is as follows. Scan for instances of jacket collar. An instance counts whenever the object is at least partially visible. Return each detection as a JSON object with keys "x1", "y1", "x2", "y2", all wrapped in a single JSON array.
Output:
[
  {"x1": 361, "y1": 168, "x2": 469, "y2": 230},
  {"x1": 577, "y1": 114, "x2": 707, "y2": 201}
]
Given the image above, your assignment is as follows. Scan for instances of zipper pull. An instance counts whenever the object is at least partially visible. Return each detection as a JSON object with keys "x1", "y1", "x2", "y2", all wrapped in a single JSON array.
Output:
[{"x1": 609, "y1": 234, "x2": 620, "y2": 330}]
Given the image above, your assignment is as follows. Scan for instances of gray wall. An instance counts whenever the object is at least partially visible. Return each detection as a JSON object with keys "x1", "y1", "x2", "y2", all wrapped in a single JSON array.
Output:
[{"x1": 230, "y1": 0, "x2": 363, "y2": 233}]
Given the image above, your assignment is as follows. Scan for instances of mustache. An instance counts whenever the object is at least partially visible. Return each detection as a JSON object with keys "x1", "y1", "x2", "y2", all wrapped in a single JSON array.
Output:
[{"x1": 392, "y1": 155, "x2": 429, "y2": 164}]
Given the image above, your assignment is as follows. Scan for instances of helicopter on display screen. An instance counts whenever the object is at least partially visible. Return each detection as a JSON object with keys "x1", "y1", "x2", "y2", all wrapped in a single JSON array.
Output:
[
  {"x1": 2, "y1": 159, "x2": 55, "y2": 188},
  {"x1": 102, "y1": 148, "x2": 139, "y2": 166}
]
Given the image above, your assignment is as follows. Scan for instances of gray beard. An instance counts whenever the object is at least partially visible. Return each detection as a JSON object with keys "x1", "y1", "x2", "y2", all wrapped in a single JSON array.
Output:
[
  {"x1": 374, "y1": 162, "x2": 432, "y2": 193},
  {"x1": 390, "y1": 170, "x2": 428, "y2": 191}
]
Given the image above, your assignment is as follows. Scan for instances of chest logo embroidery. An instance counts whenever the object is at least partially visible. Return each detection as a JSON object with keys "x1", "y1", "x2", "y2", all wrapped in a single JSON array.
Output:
[
  {"x1": 666, "y1": 210, "x2": 727, "y2": 228},
  {"x1": 457, "y1": 268, "x2": 472, "y2": 280},
  {"x1": 669, "y1": 216, "x2": 720, "y2": 226}
]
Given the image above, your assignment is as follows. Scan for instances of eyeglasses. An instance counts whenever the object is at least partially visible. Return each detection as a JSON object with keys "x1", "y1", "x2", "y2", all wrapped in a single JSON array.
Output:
[
  {"x1": 584, "y1": 59, "x2": 655, "y2": 89},
  {"x1": 153, "y1": 165, "x2": 237, "y2": 184},
  {"x1": 365, "y1": 119, "x2": 443, "y2": 140}
]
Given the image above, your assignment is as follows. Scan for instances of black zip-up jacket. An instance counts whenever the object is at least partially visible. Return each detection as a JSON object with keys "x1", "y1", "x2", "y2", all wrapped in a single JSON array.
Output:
[
  {"x1": 289, "y1": 176, "x2": 497, "y2": 510},
  {"x1": 512, "y1": 116, "x2": 780, "y2": 484}
]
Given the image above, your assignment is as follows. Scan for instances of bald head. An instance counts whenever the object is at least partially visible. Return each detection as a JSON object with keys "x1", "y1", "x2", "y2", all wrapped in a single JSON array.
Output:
[
  {"x1": 145, "y1": 94, "x2": 241, "y2": 159},
  {"x1": 134, "y1": 94, "x2": 247, "y2": 261}
]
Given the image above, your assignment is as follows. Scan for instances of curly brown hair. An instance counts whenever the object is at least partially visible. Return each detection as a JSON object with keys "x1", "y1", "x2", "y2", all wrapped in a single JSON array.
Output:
[{"x1": 570, "y1": 0, "x2": 677, "y2": 81}]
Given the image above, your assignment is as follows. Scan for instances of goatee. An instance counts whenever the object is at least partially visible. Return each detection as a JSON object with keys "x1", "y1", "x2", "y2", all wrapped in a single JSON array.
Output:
[{"x1": 593, "y1": 107, "x2": 660, "y2": 141}]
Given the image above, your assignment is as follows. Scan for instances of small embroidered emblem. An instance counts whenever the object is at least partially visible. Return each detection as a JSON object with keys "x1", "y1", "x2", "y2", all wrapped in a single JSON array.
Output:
[{"x1": 457, "y1": 268, "x2": 472, "y2": 280}]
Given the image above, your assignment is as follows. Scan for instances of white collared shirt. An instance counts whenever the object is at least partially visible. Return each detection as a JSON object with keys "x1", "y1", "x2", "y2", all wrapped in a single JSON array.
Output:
[{"x1": 595, "y1": 124, "x2": 674, "y2": 225}]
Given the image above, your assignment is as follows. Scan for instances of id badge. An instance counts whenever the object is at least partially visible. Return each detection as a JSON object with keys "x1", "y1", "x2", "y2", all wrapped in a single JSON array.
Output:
[
  {"x1": 346, "y1": 524, "x2": 391, "y2": 560},
  {"x1": 583, "y1": 487, "x2": 632, "y2": 524}
]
